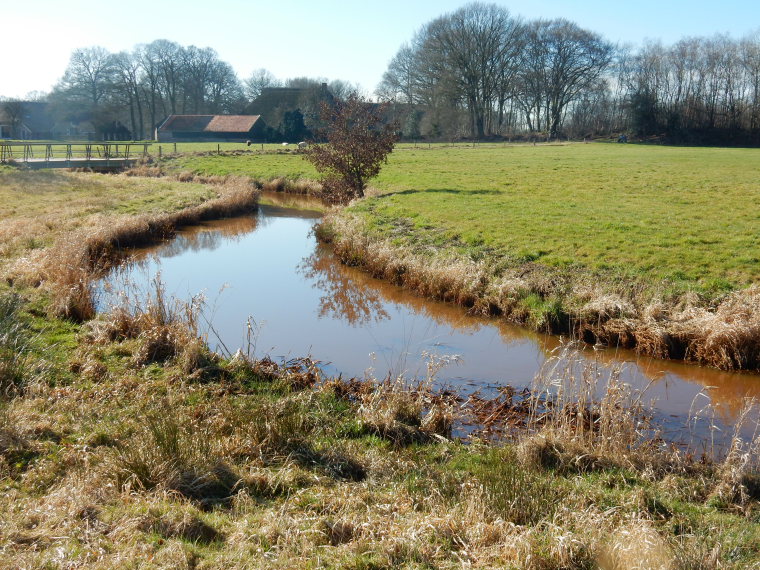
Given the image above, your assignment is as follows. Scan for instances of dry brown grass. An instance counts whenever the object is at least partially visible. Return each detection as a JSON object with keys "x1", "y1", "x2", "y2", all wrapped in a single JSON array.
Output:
[
  {"x1": 32, "y1": 178, "x2": 259, "y2": 321},
  {"x1": 318, "y1": 212, "x2": 760, "y2": 371},
  {"x1": 517, "y1": 343, "x2": 665, "y2": 474},
  {"x1": 1, "y1": 334, "x2": 757, "y2": 568},
  {"x1": 597, "y1": 520, "x2": 674, "y2": 570},
  {"x1": 123, "y1": 162, "x2": 325, "y2": 198}
]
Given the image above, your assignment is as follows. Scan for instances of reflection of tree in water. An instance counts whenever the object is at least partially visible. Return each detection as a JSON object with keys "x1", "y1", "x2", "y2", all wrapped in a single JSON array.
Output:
[
  {"x1": 156, "y1": 215, "x2": 260, "y2": 259},
  {"x1": 298, "y1": 245, "x2": 390, "y2": 326}
]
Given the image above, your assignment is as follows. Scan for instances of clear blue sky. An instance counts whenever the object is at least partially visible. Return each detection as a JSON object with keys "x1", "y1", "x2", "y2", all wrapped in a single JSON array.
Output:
[{"x1": 2, "y1": 0, "x2": 759, "y2": 99}]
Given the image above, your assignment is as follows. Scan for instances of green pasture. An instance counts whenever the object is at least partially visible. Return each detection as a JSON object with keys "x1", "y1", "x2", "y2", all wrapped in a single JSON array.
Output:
[
  {"x1": 0, "y1": 141, "x2": 296, "y2": 162},
  {"x1": 166, "y1": 142, "x2": 760, "y2": 292}
]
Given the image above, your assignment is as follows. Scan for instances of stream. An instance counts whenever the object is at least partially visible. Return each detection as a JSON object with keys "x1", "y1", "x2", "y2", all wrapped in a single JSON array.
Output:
[{"x1": 99, "y1": 193, "x2": 760, "y2": 453}]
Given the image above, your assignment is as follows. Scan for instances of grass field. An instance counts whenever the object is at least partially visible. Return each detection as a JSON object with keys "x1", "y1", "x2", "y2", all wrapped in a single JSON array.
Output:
[
  {"x1": 164, "y1": 142, "x2": 760, "y2": 292},
  {"x1": 161, "y1": 142, "x2": 760, "y2": 369},
  {"x1": 0, "y1": 163, "x2": 759, "y2": 567},
  {"x1": 0, "y1": 169, "x2": 217, "y2": 273}
]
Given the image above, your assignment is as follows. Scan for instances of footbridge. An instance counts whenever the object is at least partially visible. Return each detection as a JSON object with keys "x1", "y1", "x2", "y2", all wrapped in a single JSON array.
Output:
[{"x1": 0, "y1": 142, "x2": 151, "y2": 171}]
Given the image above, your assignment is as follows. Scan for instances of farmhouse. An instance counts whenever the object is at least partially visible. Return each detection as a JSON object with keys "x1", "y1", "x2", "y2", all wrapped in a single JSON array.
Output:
[
  {"x1": 156, "y1": 114, "x2": 267, "y2": 142},
  {"x1": 246, "y1": 83, "x2": 335, "y2": 141}
]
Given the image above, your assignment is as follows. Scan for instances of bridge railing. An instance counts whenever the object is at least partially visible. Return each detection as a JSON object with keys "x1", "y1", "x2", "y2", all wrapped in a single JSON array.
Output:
[{"x1": 0, "y1": 142, "x2": 152, "y2": 164}]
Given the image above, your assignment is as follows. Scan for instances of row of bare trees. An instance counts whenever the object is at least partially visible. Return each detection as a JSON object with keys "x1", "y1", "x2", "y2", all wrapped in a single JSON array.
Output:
[
  {"x1": 42, "y1": 42, "x2": 358, "y2": 140},
  {"x1": 620, "y1": 35, "x2": 760, "y2": 143},
  {"x1": 378, "y1": 2, "x2": 760, "y2": 144},
  {"x1": 47, "y1": 41, "x2": 244, "y2": 139},
  {"x1": 377, "y1": 4, "x2": 614, "y2": 140}
]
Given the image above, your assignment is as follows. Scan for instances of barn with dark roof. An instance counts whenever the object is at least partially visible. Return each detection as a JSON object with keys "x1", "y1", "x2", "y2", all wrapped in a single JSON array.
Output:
[{"x1": 156, "y1": 114, "x2": 267, "y2": 142}]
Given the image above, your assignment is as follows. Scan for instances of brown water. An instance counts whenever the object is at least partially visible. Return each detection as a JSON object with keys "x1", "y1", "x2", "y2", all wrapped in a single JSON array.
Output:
[{"x1": 100, "y1": 194, "x2": 760, "y2": 451}]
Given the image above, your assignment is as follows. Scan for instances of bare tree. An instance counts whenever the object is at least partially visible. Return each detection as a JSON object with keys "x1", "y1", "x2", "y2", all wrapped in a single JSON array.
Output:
[
  {"x1": 151, "y1": 40, "x2": 184, "y2": 115},
  {"x1": 328, "y1": 79, "x2": 362, "y2": 101},
  {"x1": 518, "y1": 19, "x2": 613, "y2": 139},
  {"x1": 244, "y1": 68, "x2": 280, "y2": 101},
  {"x1": 207, "y1": 60, "x2": 244, "y2": 113},
  {"x1": 422, "y1": 3, "x2": 524, "y2": 138},
  {"x1": 57, "y1": 46, "x2": 115, "y2": 106},
  {"x1": 1, "y1": 99, "x2": 26, "y2": 138},
  {"x1": 182, "y1": 46, "x2": 219, "y2": 113},
  {"x1": 135, "y1": 42, "x2": 164, "y2": 137},
  {"x1": 306, "y1": 93, "x2": 398, "y2": 203},
  {"x1": 112, "y1": 51, "x2": 144, "y2": 138},
  {"x1": 377, "y1": 43, "x2": 420, "y2": 105},
  {"x1": 741, "y1": 32, "x2": 760, "y2": 131}
]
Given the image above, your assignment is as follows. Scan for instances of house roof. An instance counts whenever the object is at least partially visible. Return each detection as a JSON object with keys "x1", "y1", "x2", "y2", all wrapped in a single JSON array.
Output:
[{"x1": 159, "y1": 115, "x2": 261, "y2": 133}]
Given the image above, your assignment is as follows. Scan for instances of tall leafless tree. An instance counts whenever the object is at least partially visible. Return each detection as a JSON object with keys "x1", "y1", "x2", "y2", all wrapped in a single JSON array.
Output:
[{"x1": 244, "y1": 68, "x2": 280, "y2": 101}]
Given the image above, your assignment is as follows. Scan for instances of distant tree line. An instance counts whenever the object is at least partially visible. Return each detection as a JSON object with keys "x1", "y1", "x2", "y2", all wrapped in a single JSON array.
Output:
[
  {"x1": 5, "y1": 3, "x2": 760, "y2": 146},
  {"x1": 377, "y1": 2, "x2": 760, "y2": 145},
  {"x1": 16, "y1": 40, "x2": 357, "y2": 141}
]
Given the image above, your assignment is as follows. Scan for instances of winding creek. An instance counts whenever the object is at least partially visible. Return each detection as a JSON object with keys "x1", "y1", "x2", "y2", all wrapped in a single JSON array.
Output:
[{"x1": 99, "y1": 193, "x2": 760, "y2": 453}]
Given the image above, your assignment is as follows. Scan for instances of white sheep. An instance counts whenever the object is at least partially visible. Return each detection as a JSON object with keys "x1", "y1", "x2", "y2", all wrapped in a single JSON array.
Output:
[{"x1": 298, "y1": 141, "x2": 308, "y2": 149}]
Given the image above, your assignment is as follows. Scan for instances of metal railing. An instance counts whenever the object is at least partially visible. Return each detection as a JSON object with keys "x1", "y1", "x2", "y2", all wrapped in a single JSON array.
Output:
[{"x1": 0, "y1": 142, "x2": 151, "y2": 165}]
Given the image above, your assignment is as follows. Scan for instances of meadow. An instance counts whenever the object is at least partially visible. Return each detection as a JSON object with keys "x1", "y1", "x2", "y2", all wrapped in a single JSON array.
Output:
[
  {"x1": 162, "y1": 142, "x2": 760, "y2": 369},
  {"x1": 0, "y1": 153, "x2": 758, "y2": 567},
  {"x1": 164, "y1": 142, "x2": 760, "y2": 290}
]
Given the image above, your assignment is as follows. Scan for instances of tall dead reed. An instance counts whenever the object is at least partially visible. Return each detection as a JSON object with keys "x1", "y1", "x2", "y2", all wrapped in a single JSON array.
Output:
[
  {"x1": 88, "y1": 275, "x2": 213, "y2": 372},
  {"x1": 515, "y1": 343, "x2": 662, "y2": 473}
]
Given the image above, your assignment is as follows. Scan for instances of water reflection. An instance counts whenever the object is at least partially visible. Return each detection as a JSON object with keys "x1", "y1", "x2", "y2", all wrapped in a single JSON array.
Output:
[
  {"x1": 298, "y1": 247, "x2": 391, "y2": 326},
  {"x1": 99, "y1": 203, "x2": 760, "y2": 448}
]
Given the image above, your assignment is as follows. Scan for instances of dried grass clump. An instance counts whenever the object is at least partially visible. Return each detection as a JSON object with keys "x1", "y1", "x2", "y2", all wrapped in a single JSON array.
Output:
[
  {"x1": 254, "y1": 176, "x2": 323, "y2": 196},
  {"x1": 674, "y1": 286, "x2": 760, "y2": 370},
  {"x1": 519, "y1": 344, "x2": 661, "y2": 473},
  {"x1": 69, "y1": 350, "x2": 109, "y2": 382},
  {"x1": 137, "y1": 509, "x2": 224, "y2": 544},
  {"x1": 109, "y1": 390, "x2": 337, "y2": 505},
  {"x1": 348, "y1": 370, "x2": 459, "y2": 446},
  {"x1": 707, "y1": 401, "x2": 760, "y2": 507},
  {"x1": 123, "y1": 162, "x2": 163, "y2": 177},
  {"x1": 597, "y1": 520, "x2": 673, "y2": 570},
  {"x1": 321, "y1": 518, "x2": 356, "y2": 546},
  {"x1": 0, "y1": 409, "x2": 32, "y2": 477},
  {"x1": 261, "y1": 176, "x2": 286, "y2": 192},
  {"x1": 111, "y1": 409, "x2": 242, "y2": 504},
  {"x1": 518, "y1": 431, "x2": 615, "y2": 474},
  {"x1": 90, "y1": 279, "x2": 208, "y2": 369},
  {"x1": 176, "y1": 170, "x2": 195, "y2": 182},
  {"x1": 580, "y1": 294, "x2": 636, "y2": 322}
]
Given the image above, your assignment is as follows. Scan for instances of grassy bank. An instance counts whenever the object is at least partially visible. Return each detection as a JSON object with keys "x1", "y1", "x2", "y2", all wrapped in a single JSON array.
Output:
[
  {"x1": 161, "y1": 142, "x2": 760, "y2": 289},
  {"x1": 3, "y1": 285, "x2": 758, "y2": 568},
  {"x1": 160, "y1": 142, "x2": 760, "y2": 370},
  {"x1": 0, "y1": 167, "x2": 759, "y2": 567}
]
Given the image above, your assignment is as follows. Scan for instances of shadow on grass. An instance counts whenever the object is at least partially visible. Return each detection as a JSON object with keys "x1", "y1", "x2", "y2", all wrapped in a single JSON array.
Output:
[{"x1": 381, "y1": 188, "x2": 501, "y2": 197}]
